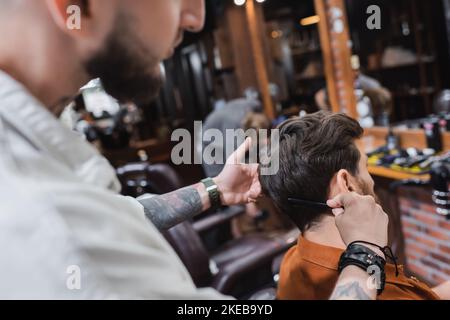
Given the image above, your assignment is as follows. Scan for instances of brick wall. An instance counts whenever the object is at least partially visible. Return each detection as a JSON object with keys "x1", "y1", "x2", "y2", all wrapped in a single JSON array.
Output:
[{"x1": 398, "y1": 187, "x2": 450, "y2": 286}]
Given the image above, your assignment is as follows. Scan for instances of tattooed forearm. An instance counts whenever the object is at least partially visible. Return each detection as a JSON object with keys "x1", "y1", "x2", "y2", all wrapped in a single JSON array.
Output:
[
  {"x1": 139, "y1": 184, "x2": 207, "y2": 230},
  {"x1": 330, "y1": 281, "x2": 372, "y2": 300},
  {"x1": 330, "y1": 265, "x2": 376, "y2": 300}
]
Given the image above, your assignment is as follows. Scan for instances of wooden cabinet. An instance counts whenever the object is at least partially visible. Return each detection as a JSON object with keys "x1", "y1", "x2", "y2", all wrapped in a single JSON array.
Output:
[{"x1": 346, "y1": 0, "x2": 448, "y2": 122}]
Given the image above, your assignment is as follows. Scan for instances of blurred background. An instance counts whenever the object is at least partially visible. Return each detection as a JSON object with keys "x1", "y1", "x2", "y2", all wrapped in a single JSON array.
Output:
[{"x1": 64, "y1": 0, "x2": 450, "y2": 299}]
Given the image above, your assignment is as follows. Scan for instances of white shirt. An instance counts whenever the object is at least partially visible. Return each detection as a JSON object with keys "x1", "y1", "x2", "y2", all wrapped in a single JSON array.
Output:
[{"x1": 0, "y1": 71, "x2": 228, "y2": 299}]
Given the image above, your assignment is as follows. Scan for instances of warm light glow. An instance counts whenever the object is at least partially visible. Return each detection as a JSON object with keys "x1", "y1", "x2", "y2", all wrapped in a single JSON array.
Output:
[
  {"x1": 256, "y1": 0, "x2": 266, "y2": 3},
  {"x1": 271, "y1": 30, "x2": 283, "y2": 39},
  {"x1": 300, "y1": 15, "x2": 320, "y2": 26},
  {"x1": 234, "y1": 0, "x2": 246, "y2": 6}
]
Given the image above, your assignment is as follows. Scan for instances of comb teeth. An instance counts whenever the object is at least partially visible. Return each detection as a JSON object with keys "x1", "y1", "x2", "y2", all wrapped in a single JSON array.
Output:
[{"x1": 287, "y1": 198, "x2": 331, "y2": 210}]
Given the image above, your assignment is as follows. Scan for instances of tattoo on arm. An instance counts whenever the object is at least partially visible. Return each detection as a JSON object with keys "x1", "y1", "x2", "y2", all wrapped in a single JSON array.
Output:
[
  {"x1": 330, "y1": 281, "x2": 372, "y2": 300},
  {"x1": 139, "y1": 187, "x2": 203, "y2": 230}
]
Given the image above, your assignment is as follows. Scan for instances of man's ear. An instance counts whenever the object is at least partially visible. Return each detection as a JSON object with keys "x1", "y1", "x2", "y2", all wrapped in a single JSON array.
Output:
[
  {"x1": 45, "y1": 0, "x2": 91, "y2": 36},
  {"x1": 334, "y1": 169, "x2": 358, "y2": 193}
]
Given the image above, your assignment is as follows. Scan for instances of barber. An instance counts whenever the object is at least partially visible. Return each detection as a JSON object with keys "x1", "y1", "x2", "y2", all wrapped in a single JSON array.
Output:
[{"x1": 0, "y1": 0, "x2": 387, "y2": 299}]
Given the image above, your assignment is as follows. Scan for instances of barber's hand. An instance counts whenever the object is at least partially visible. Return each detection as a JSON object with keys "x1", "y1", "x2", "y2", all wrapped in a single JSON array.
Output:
[
  {"x1": 214, "y1": 138, "x2": 261, "y2": 206},
  {"x1": 327, "y1": 192, "x2": 389, "y2": 253}
]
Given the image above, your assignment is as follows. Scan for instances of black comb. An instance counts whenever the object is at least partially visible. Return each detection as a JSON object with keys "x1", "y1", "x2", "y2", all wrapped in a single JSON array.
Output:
[{"x1": 288, "y1": 198, "x2": 331, "y2": 210}]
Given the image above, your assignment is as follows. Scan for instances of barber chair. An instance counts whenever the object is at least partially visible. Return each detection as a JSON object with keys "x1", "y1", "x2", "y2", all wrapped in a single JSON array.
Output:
[
  {"x1": 117, "y1": 162, "x2": 179, "y2": 196},
  {"x1": 116, "y1": 162, "x2": 296, "y2": 298}
]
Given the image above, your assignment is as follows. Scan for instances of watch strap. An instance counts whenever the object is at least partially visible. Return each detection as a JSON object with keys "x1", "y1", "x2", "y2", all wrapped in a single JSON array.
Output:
[{"x1": 201, "y1": 178, "x2": 221, "y2": 211}]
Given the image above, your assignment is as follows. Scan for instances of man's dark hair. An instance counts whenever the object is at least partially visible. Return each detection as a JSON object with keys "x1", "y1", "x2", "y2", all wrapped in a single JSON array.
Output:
[{"x1": 260, "y1": 111, "x2": 363, "y2": 232}]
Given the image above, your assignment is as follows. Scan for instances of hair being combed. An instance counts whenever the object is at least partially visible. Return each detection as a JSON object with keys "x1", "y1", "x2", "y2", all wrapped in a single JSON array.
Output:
[{"x1": 260, "y1": 111, "x2": 363, "y2": 232}]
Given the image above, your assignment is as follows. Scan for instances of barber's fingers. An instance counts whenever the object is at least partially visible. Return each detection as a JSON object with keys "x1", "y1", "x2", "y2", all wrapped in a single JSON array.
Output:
[
  {"x1": 247, "y1": 163, "x2": 262, "y2": 200},
  {"x1": 328, "y1": 192, "x2": 379, "y2": 218},
  {"x1": 327, "y1": 199, "x2": 341, "y2": 209},
  {"x1": 248, "y1": 185, "x2": 262, "y2": 201},
  {"x1": 227, "y1": 137, "x2": 252, "y2": 164},
  {"x1": 332, "y1": 208, "x2": 345, "y2": 217},
  {"x1": 327, "y1": 195, "x2": 346, "y2": 217},
  {"x1": 327, "y1": 192, "x2": 359, "y2": 209}
]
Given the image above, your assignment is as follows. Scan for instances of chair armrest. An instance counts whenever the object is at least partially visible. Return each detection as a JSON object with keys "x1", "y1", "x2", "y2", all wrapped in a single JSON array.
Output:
[
  {"x1": 210, "y1": 237, "x2": 295, "y2": 295},
  {"x1": 192, "y1": 205, "x2": 246, "y2": 234}
]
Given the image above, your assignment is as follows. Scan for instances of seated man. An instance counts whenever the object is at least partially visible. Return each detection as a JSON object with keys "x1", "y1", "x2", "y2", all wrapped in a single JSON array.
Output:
[{"x1": 260, "y1": 111, "x2": 449, "y2": 300}]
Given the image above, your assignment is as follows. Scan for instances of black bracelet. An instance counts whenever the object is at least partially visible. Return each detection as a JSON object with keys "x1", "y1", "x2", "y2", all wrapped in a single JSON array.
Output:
[
  {"x1": 338, "y1": 243, "x2": 387, "y2": 296},
  {"x1": 349, "y1": 240, "x2": 399, "y2": 277}
]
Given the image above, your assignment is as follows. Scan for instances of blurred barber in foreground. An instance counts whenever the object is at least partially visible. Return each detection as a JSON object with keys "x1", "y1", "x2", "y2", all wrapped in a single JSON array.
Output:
[{"x1": 0, "y1": 0, "x2": 387, "y2": 299}]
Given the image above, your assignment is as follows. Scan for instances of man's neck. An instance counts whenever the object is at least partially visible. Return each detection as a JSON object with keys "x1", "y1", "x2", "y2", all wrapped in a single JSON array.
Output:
[{"x1": 303, "y1": 215, "x2": 347, "y2": 250}]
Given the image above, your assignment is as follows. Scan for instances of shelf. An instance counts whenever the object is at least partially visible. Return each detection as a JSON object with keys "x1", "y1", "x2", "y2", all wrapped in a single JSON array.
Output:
[
  {"x1": 294, "y1": 74, "x2": 325, "y2": 81},
  {"x1": 293, "y1": 91, "x2": 317, "y2": 97},
  {"x1": 213, "y1": 66, "x2": 235, "y2": 75},
  {"x1": 293, "y1": 86, "x2": 318, "y2": 96},
  {"x1": 368, "y1": 165, "x2": 430, "y2": 181},
  {"x1": 392, "y1": 87, "x2": 436, "y2": 98},
  {"x1": 291, "y1": 47, "x2": 322, "y2": 56},
  {"x1": 367, "y1": 56, "x2": 436, "y2": 72},
  {"x1": 362, "y1": 127, "x2": 450, "y2": 152},
  {"x1": 360, "y1": 129, "x2": 434, "y2": 181}
]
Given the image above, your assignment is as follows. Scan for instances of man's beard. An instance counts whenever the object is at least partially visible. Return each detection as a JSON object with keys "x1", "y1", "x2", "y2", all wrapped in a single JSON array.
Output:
[{"x1": 84, "y1": 15, "x2": 163, "y2": 106}]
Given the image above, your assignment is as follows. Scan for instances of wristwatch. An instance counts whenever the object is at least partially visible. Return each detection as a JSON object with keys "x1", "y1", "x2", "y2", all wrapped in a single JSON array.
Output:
[
  {"x1": 338, "y1": 243, "x2": 387, "y2": 295},
  {"x1": 201, "y1": 178, "x2": 222, "y2": 211}
]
